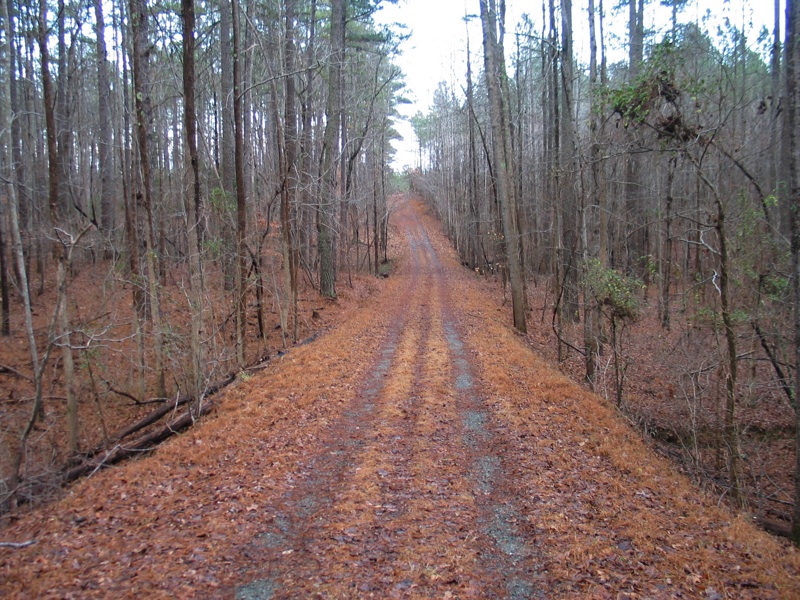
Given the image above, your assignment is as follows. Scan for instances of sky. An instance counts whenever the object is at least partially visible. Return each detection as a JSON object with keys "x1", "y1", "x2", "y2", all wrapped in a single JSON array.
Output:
[{"x1": 373, "y1": 0, "x2": 780, "y2": 171}]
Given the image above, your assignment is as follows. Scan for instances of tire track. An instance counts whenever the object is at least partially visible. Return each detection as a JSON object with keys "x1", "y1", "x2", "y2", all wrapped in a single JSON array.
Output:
[
  {"x1": 233, "y1": 212, "x2": 435, "y2": 599},
  {"x1": 236, "y1": 203, "x2": 545, "y2": 598},
  {"x1": 412, "y1": 212, "x2": 546, "y2": 598}
]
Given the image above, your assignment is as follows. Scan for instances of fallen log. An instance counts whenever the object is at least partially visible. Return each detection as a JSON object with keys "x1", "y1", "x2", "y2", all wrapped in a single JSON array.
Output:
[
  {"x1": 63, "y1": 398, "x2": 215, "y2": 483},
  {"x1": 81, "y1": 373, "x2": 236, "y2": 461},
  {"x1": 0, "y1": 363, "x2": 34, "y2": 382}
]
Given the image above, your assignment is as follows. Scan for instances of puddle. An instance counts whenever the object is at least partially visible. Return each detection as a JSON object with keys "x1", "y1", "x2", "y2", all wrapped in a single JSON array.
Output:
[
  {"x1": 507, "y1": 578, "x2": 539, "y2": 599},
  {"x1": 463, "y1": 410, "x2": 486, "y2": 431},
  {"x1": 487, "y1": 504, "x2": 527, "y2": 558},
  {"x1": 235, "y1": 579, "x2": 276, "y2": 600}
]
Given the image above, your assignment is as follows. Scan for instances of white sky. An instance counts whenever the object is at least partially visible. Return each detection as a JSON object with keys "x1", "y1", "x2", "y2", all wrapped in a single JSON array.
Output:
[{"x1": 374, "y1": 0, "x2": 779, "y2": 171}]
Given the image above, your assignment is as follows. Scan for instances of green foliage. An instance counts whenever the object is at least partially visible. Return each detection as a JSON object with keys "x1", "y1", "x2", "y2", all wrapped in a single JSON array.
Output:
[
  {"x1": 640, "y1": 254, "x2": 658, "y2": 280},
  {"x1": 691, "y1": 303, "x2": 751, "y2": 331},
  {"x1": 586, "y1": 259, "x2": 644, "y2": 322},
  {"x1": 79, "y1": 347, "x2": 102, "y2": 372},
  {"x1": 692, "y1": 305, "x2": 723, "y2": 330},
  {"x1": 606, "y1": 40, "x2": 681, "y2": 125},
  {"x1": 210, "y1": 187, "x2": 234, "y2": 214},
  {"x1": 378, "y1": 260, "x2": 392, "y2": 276},
  {"x1": 410, "y1": 111, "x2": 435, "y2": 147},
  {"x1": 387, "y1": 171, "x2": 409, "y2": 193},
  {"x1": 606, "y1": 81, "x2": 657, "y2": 124},
  {"x1": 761, "y1": 273, "x2": 791, "y2": 303},
  {"x1": 202, "y1": 237, "x2": 223, "y2": 256}
]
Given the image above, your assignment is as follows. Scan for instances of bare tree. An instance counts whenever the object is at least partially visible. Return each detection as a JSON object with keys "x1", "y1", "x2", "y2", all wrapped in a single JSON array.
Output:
[
  {"x1": 787, "y1": 0, "x2": 800, "y2": 544},
  {"x1": 232, "y1": 0, "x2": 247, "y2": 367},
  {"x1": 130, "y1": 0, "x2": 167, "y2": 398},
  {"x1": 94, "y1": 0, "x2": 114, "y2": 251},
  {"x1": 273, "y1": 0, "x2": 299, "y2": 343},
  {"x1": 479, "y1": 0, "x2": 526, "y2": 333},
  {"x1": 319, "y1": 0, "x2": 344, "y2": 299},
  {"x1": 181, "y1": 0, "x2": 206, "y2": 398}
]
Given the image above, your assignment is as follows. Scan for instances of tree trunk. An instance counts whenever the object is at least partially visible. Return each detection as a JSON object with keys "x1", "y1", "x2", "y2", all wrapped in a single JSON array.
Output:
[
  {"x1": 0, "y1": 2, "x2": 12, "y2": 333},
  {"x1": 220, "y1": 0, "x2": 237, "y2": 291},
  {"x1": 690, "y1": 154, "x2": 741, "y2": 506},
  {"x1": 38, "y1": 0, "x2": 81, "y2": 453},
  {"x1": 181, "y1": 0, "x2": 206, "y2": 399},
  {"x1": 560, "y1": 0, "x2": 580, "y2": 322},
  {"x1": 95, "y1": 0, "x2": 114, "y2": 249},
  {"x1": 130, "y1": 0, "x2": 167, "y2": 398},
  {"x1": 117, "y1": 1, "x2": 145, "y2": 399},
  {"x1": 661, "y1": 157, "x2": 676, "y2": 330},
  {"x1": 232, "y1": 0, "x2": 248, "y2": 368},
  {"x1": 2, "y1": 0, "x2": 41, "y2": 498},
  {"x1": 585, "y1": 0, "x2": 600, "y2": 385},
  {"x1": 479, "y1": 0, "x2": 526, "y2": 334},
  {"x1": 0, "y1": 197, "x2": 8, "y2": 337},
  {"x1": 628, "y1": 0, "x2": 644, "y2": 80},
  {"x1": 466, "y1": 26, "x2": 480, "y2": 270},
  {"x1": 319, "y1": 0, "x2": 344, "y2": 299},
  {"x1": 299, "y1": 0, "x2": 317, "y2": 277},
  {"x1": 598, "y1": 0, "x2": 609, "y2": 270},
  {"x1": 625, "y1": 0, "x2": 645, "y2": 274},
  {"x1": 55, "y1": 0, "x2": 72, "y2": 221},
  {"x1": 717, "y1": 198, "x2": 740, "y2": 506},
  {"x1": 785, "y1": 0, "x2": 800, "y2": 545},
  {"x1": 282, "y1": 0, "x2": 299, "y2": 342}
]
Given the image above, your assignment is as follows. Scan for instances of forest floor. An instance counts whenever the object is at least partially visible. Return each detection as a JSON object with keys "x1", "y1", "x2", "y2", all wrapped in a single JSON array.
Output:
[{"x1": 2, "y1": 196, "x2": 800, "y2": 598}]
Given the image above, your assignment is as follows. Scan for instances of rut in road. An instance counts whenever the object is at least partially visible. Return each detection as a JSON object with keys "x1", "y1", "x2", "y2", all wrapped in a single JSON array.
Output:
[
  {"x1": 2, "y1": 197, "x2": 799, "y2": 600},
  {"x1": 235, "y1": 204, "x2": 541, "y2": 598}
]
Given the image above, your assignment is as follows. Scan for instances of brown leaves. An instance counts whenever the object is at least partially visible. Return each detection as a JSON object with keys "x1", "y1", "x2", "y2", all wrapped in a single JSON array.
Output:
[{"x1": 2, "y1": 198, "x2": 800, "y2": 599}]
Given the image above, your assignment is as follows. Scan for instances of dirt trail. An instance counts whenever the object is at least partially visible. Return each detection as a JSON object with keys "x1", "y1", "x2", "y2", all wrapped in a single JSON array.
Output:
[{"x1": 2, "y1": 198, "x2": 800, "y2": 599}]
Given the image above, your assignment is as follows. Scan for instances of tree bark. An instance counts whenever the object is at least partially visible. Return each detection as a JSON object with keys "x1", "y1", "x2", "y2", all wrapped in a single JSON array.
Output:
[
  {"x1": 786, "y1": 0, "x2": 800, "y2": 545},
  {"x1": 2, "y1": 0, "x2": 41, "y2": 498},
  {"x1": 130, "y1": 0, "x2": 167, "y2": 398},
  {"x1": 38, "y1": 0, "x2": 81, "y2": 454},
  {"x1": 465, "y1": 24, "x2": 480, "y2": 271},
  {"x1": 281, "y1": 0, "x2": 299, "y2": 343},
  {"x1": 628, "y1": 0, "x2": 644, "y2": 80},
  {"x1": 299, "y1": 0, "x2": 317, "y2": 274},
  {"x1": 181, "y1": 0, "x2": 206, "y2": 399},
  {"x1": 0, "y1": 195, "x2": 8, "y2": 337},
  {"x1": 560, "y1": 0, "x2": 580, "y2": 322},
  {"x1": 220, "y1": 0, "x2": 237, "y2": 291},
  {"x1": 479, "y1": 0, "x2": 526, "y2": 333},
  {"x1": 55, "y1": 0, "x2": 72, "y2": 221},
  {"x1": 585, "y1": 0, "x2": 600, "y2": 384},
  {"x1": 232, "y1": 0, "x2": 248, "y2": 368},
  {"x1": 319, "y1": 0, "x2": 344, "y2": 299},
  {"x1": 717, "y1": 198, "x2": 740, "y2": 506},
  {"x1": 94, "y1": 0, "x2": 114, "y2": 252}
]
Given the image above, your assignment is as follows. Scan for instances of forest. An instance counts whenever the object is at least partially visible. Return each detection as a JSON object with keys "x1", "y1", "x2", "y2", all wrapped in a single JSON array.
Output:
[
  {"x1": 410, "y1": 0, "x2": 800, "y2": 542},
  {"x1": 1, "y1": 0, "x2": 800, "y2": 563},
  {"x1": 0, "y1": 0, "x2": 404, "y2": 511}
]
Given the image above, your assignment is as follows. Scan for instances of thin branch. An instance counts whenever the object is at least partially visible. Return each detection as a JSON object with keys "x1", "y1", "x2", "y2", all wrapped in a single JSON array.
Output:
[
  {"x1": 240, "y1": 62, "x2": 323, "y2": 98},
  {"x1": 752, "y1": 321, "x2": 795, "y2": 405},
  {"x1": 0, "y1": 363, "x2": 34, "y2": 382}
]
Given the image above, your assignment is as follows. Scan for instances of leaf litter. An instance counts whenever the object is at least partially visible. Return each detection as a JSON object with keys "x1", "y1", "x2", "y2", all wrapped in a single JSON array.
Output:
[{"x1": 1, "y1": 197, "x2": 799, "y2": 598}]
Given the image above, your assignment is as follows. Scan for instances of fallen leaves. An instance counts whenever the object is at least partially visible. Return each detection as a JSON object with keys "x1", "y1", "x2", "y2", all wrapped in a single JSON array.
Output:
[{"x1": 1, "y1": 198, "x2": 799, "y2": 599}]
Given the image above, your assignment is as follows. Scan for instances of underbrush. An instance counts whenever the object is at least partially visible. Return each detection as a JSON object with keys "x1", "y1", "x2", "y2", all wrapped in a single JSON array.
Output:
[
  {"x1": 0, "y1": 252, "x2": 381, "y2": 513},
  {"x1": 484, "y1": 273, "x2": 796, "y2": 537}
]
